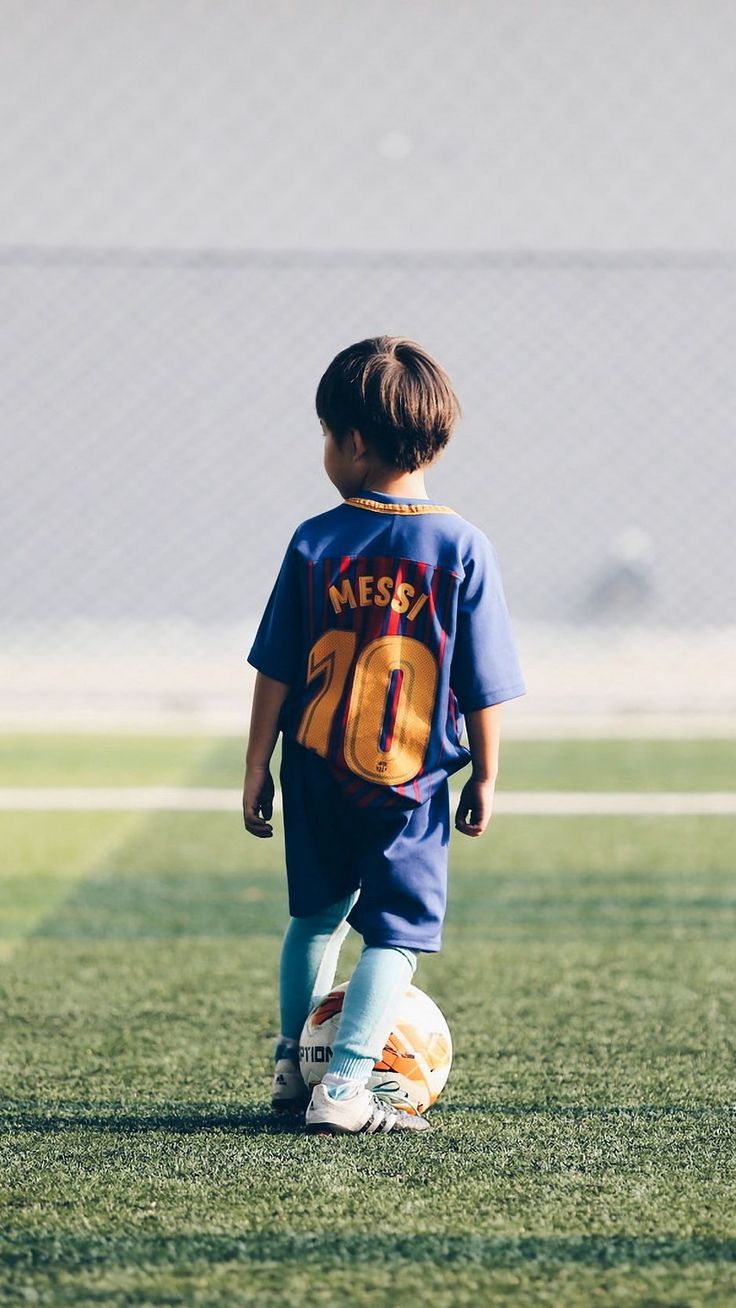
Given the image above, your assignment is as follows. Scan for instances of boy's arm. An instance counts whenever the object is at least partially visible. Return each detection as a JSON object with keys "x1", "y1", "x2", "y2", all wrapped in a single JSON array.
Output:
[
  {"x1": 454, "y1": 703, "x2": 502, "y2": 837},
  {"x1": 243, "y1": 671, "x2": 291, "y2": 838}
]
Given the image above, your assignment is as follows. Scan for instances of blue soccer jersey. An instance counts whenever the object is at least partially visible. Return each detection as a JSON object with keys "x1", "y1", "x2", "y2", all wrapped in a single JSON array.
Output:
[{"x1": 247, "y1": 490, "x2": 525, "y2": 808}]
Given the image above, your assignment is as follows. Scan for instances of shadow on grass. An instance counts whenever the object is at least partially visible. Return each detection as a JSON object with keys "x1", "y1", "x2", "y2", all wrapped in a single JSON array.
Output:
[
  {"x1": 0, "y1": 1100, "x2": 303, "y2": 1136},
  {"x1": 30, "y1": 868, "x2": 285, "y2": 940},
  {"x1": 5, "y1": 1098, "x2": 733, "y2": 1136},
  {"x1": 437, "y1": 1102, "x2": 736, "y2": 1119},
  {"x1": 2, "y1": 1230, "x2": 736, "y2": 1273}
]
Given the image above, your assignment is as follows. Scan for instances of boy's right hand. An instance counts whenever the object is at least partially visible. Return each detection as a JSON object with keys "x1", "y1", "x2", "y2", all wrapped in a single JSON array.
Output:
[
  {"x1": 243, "y1": 765, "x2": 275, "y2": 838},
  {"x1": 454, "y1": 776, "x2": 495, "y2": 837}
]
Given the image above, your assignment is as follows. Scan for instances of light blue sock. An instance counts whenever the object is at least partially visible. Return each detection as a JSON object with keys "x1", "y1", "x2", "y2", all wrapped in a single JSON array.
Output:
[
  {"x1": 323, "y1": 944, "x2": 417, "y2": 1098},
  {"x1": 277, "y1": 890, "x2": 359, "y2": 1046}
]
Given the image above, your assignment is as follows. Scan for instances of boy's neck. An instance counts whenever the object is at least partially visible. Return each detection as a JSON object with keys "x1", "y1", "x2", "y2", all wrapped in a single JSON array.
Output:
[{"x1": 356, "y1": 466, "x2": 429, "y2": 500}]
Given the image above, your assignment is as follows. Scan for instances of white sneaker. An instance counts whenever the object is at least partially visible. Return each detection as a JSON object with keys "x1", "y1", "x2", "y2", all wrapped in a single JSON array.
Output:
[
  {"x1": 305, "y1": 1082, "x2": 431, "y2": 1135},
  {"x1": 271, "y1": 1057, "x2": 310, "y2": 1114}
]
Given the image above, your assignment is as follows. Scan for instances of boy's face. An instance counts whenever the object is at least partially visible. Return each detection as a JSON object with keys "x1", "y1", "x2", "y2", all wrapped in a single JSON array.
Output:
[{"x1": 321, "y1": 419, "x2": 367, "y2": 498}]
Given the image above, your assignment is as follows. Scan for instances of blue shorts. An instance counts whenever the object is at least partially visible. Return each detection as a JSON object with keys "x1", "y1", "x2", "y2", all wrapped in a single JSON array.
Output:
[{"x1": 279, "y1": 737, "x2": 450, "y2": 952}]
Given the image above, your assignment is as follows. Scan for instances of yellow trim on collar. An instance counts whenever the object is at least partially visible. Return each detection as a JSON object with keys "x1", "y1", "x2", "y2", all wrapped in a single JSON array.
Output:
[{"x1": 345, "y1": 496, "x2": 456, "y2": 516}]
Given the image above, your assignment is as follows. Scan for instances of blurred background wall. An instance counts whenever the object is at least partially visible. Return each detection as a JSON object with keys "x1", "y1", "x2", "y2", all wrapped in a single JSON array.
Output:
[{"x1": 2, "y1": 0, "x2": 735, "y2": 731}]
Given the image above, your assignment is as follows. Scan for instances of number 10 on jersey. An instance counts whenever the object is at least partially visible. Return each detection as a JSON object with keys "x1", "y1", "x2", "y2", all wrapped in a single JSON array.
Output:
[{"x1": 296, "y1": 630, "x2": 439, "y2": 786}]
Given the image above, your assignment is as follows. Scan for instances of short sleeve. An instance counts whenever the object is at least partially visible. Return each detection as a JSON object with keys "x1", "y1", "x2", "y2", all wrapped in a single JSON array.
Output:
[
  {"x1": 247, "y1": 533, "x2": 304, "y2": 685},
  {"x1": 450, "y1": 534, "x2": 526, "y2": 713}
]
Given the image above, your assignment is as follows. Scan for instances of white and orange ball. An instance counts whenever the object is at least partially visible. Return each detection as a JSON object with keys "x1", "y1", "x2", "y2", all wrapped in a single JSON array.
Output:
[{"x1": 299, "y1": 982, "x2": 452, "y2": 1115}]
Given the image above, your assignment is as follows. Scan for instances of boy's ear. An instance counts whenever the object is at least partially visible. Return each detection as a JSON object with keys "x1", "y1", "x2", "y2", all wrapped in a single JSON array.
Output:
[{"x1": 349, "y1": 428, "x2": 369, "y2": 461}]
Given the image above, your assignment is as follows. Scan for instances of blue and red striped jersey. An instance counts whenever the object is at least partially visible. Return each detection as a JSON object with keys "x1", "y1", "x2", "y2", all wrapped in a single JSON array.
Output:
[{"x1": 247, "y1": 490, "x2": 525, "y2": 807}]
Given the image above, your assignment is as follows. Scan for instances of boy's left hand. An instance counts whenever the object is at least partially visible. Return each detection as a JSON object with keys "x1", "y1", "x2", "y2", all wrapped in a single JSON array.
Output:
[
  {"x1": 454, "y1": 777, "x2": 495, "y2": 837},
  {"x1": 243, "y1": 765, "x2": 275, "y2": 838}
]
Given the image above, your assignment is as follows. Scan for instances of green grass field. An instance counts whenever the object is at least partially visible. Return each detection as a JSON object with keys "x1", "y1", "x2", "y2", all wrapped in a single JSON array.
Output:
[
  {"x1": 1, "y1": 736, "x2": 735, "y2": 1306},
  {"x1": 3, "y1": 732, "x2": 736, "y2": 790}
]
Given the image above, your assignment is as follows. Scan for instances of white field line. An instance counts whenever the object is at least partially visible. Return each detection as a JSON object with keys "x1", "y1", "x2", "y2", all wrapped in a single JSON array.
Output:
[{"x1": 0, "y1": 788, "x2": 735, "y2": 815}]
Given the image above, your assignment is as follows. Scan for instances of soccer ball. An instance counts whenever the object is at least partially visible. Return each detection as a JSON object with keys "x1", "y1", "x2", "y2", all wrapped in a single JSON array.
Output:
[{"x1": 299, "y1": 982, "x2": 452, "y2": 1115}]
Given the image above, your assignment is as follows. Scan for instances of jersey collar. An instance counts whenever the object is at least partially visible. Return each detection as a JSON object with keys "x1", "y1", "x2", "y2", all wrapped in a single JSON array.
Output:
[{"x1": 344, "y1": 490, "x2": 456, "y2": 516}]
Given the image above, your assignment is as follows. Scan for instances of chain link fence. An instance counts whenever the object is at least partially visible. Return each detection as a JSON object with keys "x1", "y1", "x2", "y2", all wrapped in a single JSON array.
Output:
[{"x1": 2, "y1": 1, "x2": 735, "y2": 729}]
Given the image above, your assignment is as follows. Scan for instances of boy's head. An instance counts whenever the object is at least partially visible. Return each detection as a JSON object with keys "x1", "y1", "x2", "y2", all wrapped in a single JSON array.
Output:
[{"x1": 315, "y1": 336, "x2": 461, "y2": 493}]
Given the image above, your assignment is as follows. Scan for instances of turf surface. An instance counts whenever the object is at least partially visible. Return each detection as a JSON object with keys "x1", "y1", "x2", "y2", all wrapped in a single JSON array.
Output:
[
  {"x1": 1, "y1": 737, "x2": 735, "y2": 1305},
  {"x1": 2, "y1": 733, "x2": 735, "y2": 791}
]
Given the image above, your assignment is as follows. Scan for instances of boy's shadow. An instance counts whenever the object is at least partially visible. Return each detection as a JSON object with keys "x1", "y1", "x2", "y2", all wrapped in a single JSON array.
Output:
[
  {"x1": 10, "y1": 1099, "x2": 718, "y2": 1135},
  {"x1": 2, "y1": 1101, "x2": 305, "y2": 1136}
]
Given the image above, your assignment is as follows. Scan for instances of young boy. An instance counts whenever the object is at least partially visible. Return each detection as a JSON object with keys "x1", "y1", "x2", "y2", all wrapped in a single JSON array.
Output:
[{"x1": 243, "y1": 336, "x2": 525, "y2": 1136}]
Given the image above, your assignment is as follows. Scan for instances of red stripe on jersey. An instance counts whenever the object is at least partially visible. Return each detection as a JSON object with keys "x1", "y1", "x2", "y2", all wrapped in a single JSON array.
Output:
[
  {"x1": 366, "y1": 556, "x2": 390, "y2": 643},
  {"x1": 386, "y1": 561, "x2": 405, "y2": 637},
  {"x1": 354, "y1": 776, "x2": 404, "y2": 808},
  {"x1": 377, "y1": 555, "x2": 394, "y2": 639},
  {"x1": 429, "y1": 568, "x2": 447, "y2": 667},
  {"x1": 418, "y1": 563, "x2": 436, "y2": 645},
  {"x1": 411, "y1": 560, "x2": 428, "y2": 627}
]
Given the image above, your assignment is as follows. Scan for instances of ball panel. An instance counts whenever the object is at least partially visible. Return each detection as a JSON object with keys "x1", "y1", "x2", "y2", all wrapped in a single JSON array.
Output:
[{"x1": 308, "y1": 989, "x2": 345, "y2": 1029}]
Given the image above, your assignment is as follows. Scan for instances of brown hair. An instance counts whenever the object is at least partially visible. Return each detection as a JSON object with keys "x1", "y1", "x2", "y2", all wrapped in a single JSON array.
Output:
[{"x1": 315, "y1": 336, "x2": 461, "y2": 472}]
